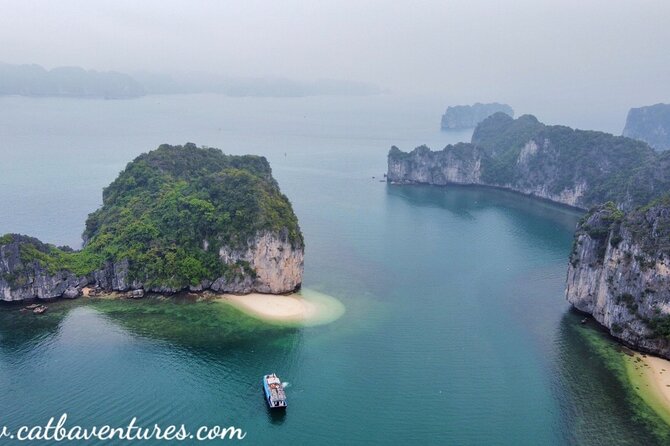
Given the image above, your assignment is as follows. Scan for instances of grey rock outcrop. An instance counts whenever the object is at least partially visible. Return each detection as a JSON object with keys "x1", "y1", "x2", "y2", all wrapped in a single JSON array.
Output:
[
  {"x1": 623, "y1": 103, "x2": 670, "y2": 151},
  {"x1": 0, "y1": 235, "x2": 86, "y2": 301},
  {"x1": 217, "y1": 229, "x2": 303, "y2": 294},
  {"x1": 566, "y1": 201, "x2": 670, "y2": 359},
  {"x1": 387, "y1": 144, "x2": 484, "y2": 186},
  {"x1": 0, "y1": 231, "x2": 303, "y2": 301}
]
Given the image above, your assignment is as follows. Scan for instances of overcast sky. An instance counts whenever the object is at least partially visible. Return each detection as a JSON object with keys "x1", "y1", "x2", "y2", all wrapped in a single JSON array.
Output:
[{"x1": 0, "y1": 0, "x2": 668, "y2": 129}]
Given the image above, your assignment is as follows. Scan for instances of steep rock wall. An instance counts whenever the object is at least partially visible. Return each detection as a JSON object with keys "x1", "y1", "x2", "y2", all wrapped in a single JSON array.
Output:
[
  {"x1": 566, "y1": 202, "x2": 670, "y2": 358},
  {"x1": 0, "y1": 231, "x2": 303, "y2": 301}
]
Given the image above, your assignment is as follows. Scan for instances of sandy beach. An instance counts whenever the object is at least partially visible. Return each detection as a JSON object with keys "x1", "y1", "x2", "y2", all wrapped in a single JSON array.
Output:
[
  {"x1": 626, "y1": 351, "x2": 670, "y2": 424},
  {"x1": 639, "y1": 354, "x2": 670, "y2": 407},
  {"x1": 220, "y1": 288, "x2": 345, "y2": 325}
]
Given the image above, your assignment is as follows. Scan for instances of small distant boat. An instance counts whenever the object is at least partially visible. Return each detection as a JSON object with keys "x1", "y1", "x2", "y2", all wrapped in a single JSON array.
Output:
[
  {"x1": 262, "y1": 373, "x2": 287, "y2": 409},
  {"x1": 25, "y1": 304, "x2": 39, "y2": 310},
  {"x1": 33, "y1": 305, "x2": 48, "y2": 314}
]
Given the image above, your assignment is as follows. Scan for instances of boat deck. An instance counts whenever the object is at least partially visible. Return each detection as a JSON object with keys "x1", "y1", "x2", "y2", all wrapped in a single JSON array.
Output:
[{"x1": 264, "y1": 374, "x2": 287, "y2": 408}]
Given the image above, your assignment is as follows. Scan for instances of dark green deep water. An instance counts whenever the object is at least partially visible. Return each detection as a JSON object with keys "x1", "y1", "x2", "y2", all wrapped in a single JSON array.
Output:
[{"x1": 0, "y1": 94, "x2": 664, "y2": 444}]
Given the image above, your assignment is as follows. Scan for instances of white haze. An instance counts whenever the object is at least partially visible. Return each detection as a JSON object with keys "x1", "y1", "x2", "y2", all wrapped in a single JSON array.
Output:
[{"x1": 0, "y1": 0, "x2": 668, "y2": 132}]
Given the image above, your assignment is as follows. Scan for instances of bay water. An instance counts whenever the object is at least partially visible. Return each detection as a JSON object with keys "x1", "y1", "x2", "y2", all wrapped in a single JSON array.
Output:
[{"x1": 0, "y1": 94, "x2": 659, "y2": 444}]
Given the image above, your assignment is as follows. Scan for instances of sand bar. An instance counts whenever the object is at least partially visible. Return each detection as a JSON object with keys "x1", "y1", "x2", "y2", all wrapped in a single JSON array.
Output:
[{"x1": 220, "y1": 288, "x2": 345, "y2": 325}]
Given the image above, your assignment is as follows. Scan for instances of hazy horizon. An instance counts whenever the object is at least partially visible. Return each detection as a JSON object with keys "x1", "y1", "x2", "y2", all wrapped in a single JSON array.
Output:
[{"x1": 1, "y1": 0, "x2": 669, "y2": 132}]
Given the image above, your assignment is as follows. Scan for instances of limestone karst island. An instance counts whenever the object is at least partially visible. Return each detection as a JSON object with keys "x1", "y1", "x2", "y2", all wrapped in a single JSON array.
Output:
[
  {"x1": 390, "y1": 112, "x2": 669, "y2": 210},
  {"x1": 0, "y1": 144, "x2": 304, "y2": 308}
]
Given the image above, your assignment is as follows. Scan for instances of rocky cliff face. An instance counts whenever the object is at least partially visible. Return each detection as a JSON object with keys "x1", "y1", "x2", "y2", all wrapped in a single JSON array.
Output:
[
  {"x1": 387, "y1": 144, "x2": 484, "y2": 185},
  {"x1": 0, "y1": 231, "x2": 303, "y2": 301},
  {"x1": 623, "y1": 103, "x2": 670, "y2": 151},
  {"x1": 0, "y1": 236, "x2": 85, "y2": 301},
  {"x1": 440, "y1": 102, "x2": 514, "y2": 130},
  {"x1": 387, "y1": 141, "x2": 588, "y2": 208},
  {"x1": 216, "y1": 230, "x2": 303, "y2": 294},
  {"x1": 389, "y1": 113, "x2": 668, "y2": 210},
  {"x1": 566, "y1": 200, "x2": 670, "y2": 359}
]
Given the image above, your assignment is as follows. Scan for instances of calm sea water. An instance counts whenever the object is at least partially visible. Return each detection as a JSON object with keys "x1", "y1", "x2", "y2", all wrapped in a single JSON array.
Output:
[{"x1": 0, "y1": 94, "x2": 660, "y2": 445}]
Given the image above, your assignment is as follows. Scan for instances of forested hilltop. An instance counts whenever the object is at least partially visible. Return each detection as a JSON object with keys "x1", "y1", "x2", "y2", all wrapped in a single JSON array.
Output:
[
  {"x1": 389, "y1": 113, "x2": 670, "y2": 210},
  {"x1": 0, "y1": 144, "x2": 304, "y2": 301}
]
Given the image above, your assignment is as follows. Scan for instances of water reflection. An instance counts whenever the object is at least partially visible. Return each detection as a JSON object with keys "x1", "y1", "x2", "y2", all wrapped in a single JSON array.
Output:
[
  {"x1": 265, "y1": 405, "x2": 287, "y2": 425},
  {"x1": 386, "y1": 184, "x2": 582, "y2": 251}
]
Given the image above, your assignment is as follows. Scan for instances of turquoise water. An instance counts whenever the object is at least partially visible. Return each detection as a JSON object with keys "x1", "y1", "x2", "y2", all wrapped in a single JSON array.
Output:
[{"x1": 0, "y1": 94, "x2": 661, "y2": 444}]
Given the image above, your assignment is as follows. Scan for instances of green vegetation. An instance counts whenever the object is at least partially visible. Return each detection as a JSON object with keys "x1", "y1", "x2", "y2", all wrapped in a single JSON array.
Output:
[
  {"x1": 473, "y1": 113, "x2": 544, "y2": 154},
  {"x1": 647, "y1": 316, "x2": 670, "y2": 339},
  {"x1": 1, "y1": 144, "x2": 303, "y2": 290},
  {"x1": 0, "y1": 234, "x2": 101, "y2": 287},
  {"x1": 579, "y1": 198, "x2": 665, "y2": 254},
  {"x1": 388, "y1": 145, "x2": 411, "y2": 160},
  {"x1": 577, "y1": 321, "x2": 670, "y2": 441},
  {"x1": 392, "y1": 113, "x2": 668, "y2": 209},
  {"x1": 473, "y1": 114, "x2": 660, "y2": 205},
  {"x1": 616, "y1": 292, "x2": 638, "y2": 313},
  {"x1": 620, "y1": 194, "x2": 670, "y2": 258},
  {"x1": 570, "y1": 201, "x2": 627, "y2": 264}
]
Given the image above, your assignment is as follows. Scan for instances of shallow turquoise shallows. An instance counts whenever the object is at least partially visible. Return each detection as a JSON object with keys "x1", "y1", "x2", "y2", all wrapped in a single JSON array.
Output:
[{"x1": 0, "y1": 94, "x2": 660, "y2": 445}]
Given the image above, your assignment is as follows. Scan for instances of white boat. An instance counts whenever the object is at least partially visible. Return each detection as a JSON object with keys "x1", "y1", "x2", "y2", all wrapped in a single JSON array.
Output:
[{"x1": 262, "y1": 373, "x2": 287, "y2": 409}]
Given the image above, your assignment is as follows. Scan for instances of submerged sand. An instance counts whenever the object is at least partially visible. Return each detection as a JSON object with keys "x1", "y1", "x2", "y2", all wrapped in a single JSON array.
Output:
[
  {"x1": 220, "y1": 288, "x2": 345, "y2": 325},
  {"x1": 626, "y1": 351, "x2": 670, "y2": 424}
]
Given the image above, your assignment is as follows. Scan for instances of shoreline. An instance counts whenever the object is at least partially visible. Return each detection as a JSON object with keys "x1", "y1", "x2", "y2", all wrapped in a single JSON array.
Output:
[
  {"x1": 386, "y1": 181, "x2": 588, "y2": 213},
  {"x1": 625, "y1": 351, "x2": 670, "y2": 425},
  {"x1": 576, "y1": 315, "x2": 670, "y2": 432},
  {"x1": 1, "y1": 287, "x2": 346, "y2": 327}
]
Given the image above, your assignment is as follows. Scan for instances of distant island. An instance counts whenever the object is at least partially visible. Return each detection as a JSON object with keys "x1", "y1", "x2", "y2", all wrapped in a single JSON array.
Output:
[
  {"x1": 623, "y1": 103, "x2": 670, "y2": 151},
  {"x1": 0, "y1": 144, "x2": 304, "y2": 301},
  {"x1": 0, "y1": 62, "x2": 145, "y2": 99},
  {"x1": 0, "y1": 62, "x2": 382, "y2": 99},
  {"x1": 440, "y1": 102, "x2": 513, "y2": 130},
  {"x1": 389, "y1": 112, "x2": 670, "y2": 210},
  {"x1": 566, "y1": 197, "x2": 670, "y2": 359},
  {"x1": 133, "y1": 72, "x2": 383, "y2": 97}
]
